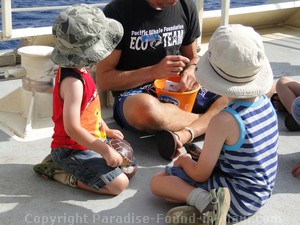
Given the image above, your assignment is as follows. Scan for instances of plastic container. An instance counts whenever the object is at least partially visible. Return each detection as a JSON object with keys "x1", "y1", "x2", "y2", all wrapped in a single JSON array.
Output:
[{"x1": 154, "y1": 76, "x2": 200, "y2": 112}]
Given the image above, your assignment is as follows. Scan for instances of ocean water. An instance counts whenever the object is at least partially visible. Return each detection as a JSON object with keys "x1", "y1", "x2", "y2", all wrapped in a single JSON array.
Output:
[{"x1": 0, "y1": 0, "x2": 268, "y2": 49}]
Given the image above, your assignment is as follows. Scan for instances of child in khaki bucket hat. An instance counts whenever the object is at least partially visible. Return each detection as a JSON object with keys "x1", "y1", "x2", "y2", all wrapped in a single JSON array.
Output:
[
  {"x1": 150, "y1": 24, "x2": 278, "y2": 224},
  {"x1": 34, "y1": 4, "x2": 138, "y2": 195}
]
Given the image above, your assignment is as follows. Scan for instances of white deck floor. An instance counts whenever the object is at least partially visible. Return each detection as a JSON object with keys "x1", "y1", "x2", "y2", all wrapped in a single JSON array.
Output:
[{"x1": 0, "y1": 25, "x2": 300, "y2": 225}]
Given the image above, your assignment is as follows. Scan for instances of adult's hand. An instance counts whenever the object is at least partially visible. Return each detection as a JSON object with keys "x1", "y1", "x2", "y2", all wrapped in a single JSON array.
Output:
[
  {"x1": 152, "y1": 55, "x2": 190, "y2": 79},
  {"x1": 177, "y1": 67, "x2": 199, "y2": 92}
]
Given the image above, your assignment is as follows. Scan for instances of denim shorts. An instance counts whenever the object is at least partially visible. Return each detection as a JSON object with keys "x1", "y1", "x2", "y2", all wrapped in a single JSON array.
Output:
[
  {"x1": 51, "y1": 148, "x2": 123, "y2": 190},
  {"x1": 165, "y1": 165, "x2": 209, "y2": 191},
  {"x1": 113, "y1": 84, "x2": 219, "y2": 131}
]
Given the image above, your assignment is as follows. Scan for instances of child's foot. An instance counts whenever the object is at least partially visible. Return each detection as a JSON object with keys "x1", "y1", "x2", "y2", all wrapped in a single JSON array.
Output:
[
  {"x1": 33, "y1": 158, "x2": 64, "y2": 179},
  {"x1": 202, "y1": 187, "x2": 230, "y2": 225},
  {"x1": 40, "y1": 154, "x2": 53, "y2": 163},
  {"x1": 166, "y1": 205, "x2": 205, "y2": 225},
  {"x1": 166, "y1": 188, "x2": 230, "y2": 225}
]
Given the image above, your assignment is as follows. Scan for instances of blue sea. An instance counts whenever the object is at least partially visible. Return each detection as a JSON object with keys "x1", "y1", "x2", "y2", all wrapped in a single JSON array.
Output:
[{"x1": 0, "y1": 0, "x2": 267, "y2": 49}]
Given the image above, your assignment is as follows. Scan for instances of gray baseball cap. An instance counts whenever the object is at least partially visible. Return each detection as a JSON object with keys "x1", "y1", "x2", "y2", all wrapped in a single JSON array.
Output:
[{"x1": 51, "y1": 4, "x2": 123, "y2": 68}]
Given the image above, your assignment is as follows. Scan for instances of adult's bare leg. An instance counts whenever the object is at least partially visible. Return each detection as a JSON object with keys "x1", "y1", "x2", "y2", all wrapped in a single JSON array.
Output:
[
  {"x1": 123, "y1": 93, "x2": 199, "y2": 133},
  {"x1": 276, "y1": 76, "x2": 300, "y2": 114}
]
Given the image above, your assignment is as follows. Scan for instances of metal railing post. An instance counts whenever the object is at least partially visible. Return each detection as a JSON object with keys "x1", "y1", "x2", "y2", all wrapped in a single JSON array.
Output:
[
  {"x1": 1, "y1": 0, "x2": 13, "y2": 39},
  {"x1": 196, "y1": 0, "x2": 204, "y2": 49},
  {"x1": 221, "y1": 0, "x2": 230, "y2": 26}
]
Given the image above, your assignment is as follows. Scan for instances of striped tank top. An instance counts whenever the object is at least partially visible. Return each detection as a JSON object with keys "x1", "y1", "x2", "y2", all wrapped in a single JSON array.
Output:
[{"x1": 208, "y1": 96, "x2": 278, "y2": 222}]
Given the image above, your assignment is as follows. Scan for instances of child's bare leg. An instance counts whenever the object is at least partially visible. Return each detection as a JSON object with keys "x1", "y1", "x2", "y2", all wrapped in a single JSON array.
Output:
[
  {"x1": 276, "y1": 77, "x2": 300, "y2": 113},
  {"x1": 53, "y1": 171, "x2": 129, "y2": 195},
  {"x1": 150, "y1": 171, "x2": 230, "y2": 224},
  {"x1": 150, "y1": 171, "x2": 195, "y2": 202},
  {"x1": 150, "y1": 171, "x2": 213, "y2": 211}
]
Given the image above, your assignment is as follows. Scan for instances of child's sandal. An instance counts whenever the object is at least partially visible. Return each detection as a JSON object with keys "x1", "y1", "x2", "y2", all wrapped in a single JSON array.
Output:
[{"x1": 33, "y1": 162, "x2": 64, "y2": 179}]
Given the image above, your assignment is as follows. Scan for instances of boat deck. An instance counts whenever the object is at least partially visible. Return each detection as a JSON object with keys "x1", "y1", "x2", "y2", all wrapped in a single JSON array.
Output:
[{"x1": 1, "y1": 23, "x2": 300, "y2": 225}]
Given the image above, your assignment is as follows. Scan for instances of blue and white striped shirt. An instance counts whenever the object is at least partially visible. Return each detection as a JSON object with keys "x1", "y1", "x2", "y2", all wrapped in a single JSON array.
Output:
[{"x1": 208, "y1": 96, "x2": 278, "y2": 222}]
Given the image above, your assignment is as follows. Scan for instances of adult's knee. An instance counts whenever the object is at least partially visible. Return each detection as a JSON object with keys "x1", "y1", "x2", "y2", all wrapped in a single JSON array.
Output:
[
  {"x1": 276, "y1": 76, "x2": 289, "y2": 92},
  {"x1": 124, "y1": 95, "x2": 162, "y2": 129}
]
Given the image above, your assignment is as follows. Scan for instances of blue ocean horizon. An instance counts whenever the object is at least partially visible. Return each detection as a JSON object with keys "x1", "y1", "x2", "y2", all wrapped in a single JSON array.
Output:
[{"x1": 0, "y1": 0, "x2": 268, "y2": 49}]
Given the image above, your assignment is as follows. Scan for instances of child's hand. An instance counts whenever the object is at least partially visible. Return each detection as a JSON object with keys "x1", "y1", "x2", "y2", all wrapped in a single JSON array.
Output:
[
  {"x1": 106, "y1": 128, "x2": 124, "y2": 140},
  {"x1": 173, "y1": 153, "x2": 192, "y2": 167},
  {"x1": 102, "y1": 146, "x2": 124, "y2": 168},
  {"x1": 292, "y1": 164, "x2": 300, "y2": 177}
]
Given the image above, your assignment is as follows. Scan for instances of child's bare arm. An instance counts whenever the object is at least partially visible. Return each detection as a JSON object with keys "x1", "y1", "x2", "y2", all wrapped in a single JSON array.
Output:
[
  {"x1": 174, "y1": 111, "x2": 239, "y2": 182},
  {"x1": 60, "y1": 77, "x2": 123, "y2": 167}
]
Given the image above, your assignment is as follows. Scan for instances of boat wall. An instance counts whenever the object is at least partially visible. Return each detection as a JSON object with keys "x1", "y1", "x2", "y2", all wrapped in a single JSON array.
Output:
[
  {"x1": 201, "y1": 2, "x2": 300, "y2": 35},
  {"x1": 285, "y1": 10, "x2": 300, "y2": 26}
]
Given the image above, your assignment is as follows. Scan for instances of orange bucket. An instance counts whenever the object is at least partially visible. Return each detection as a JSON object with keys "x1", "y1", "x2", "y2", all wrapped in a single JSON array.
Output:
[{"x1": 154, "y1": 76, "x2": 201, "y2": 112}]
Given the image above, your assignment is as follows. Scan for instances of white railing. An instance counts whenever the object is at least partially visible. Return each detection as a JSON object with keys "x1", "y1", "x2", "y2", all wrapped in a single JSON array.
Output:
[
  {"x1": 0, "y1": 0, "x2": 107, "y2": 40},
  {"x1": 196, "y1": 0, "x2": 230, "y2": 44},
  {"x1": 0, "y1": 0, "x2": 231, "y2": 42}
]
